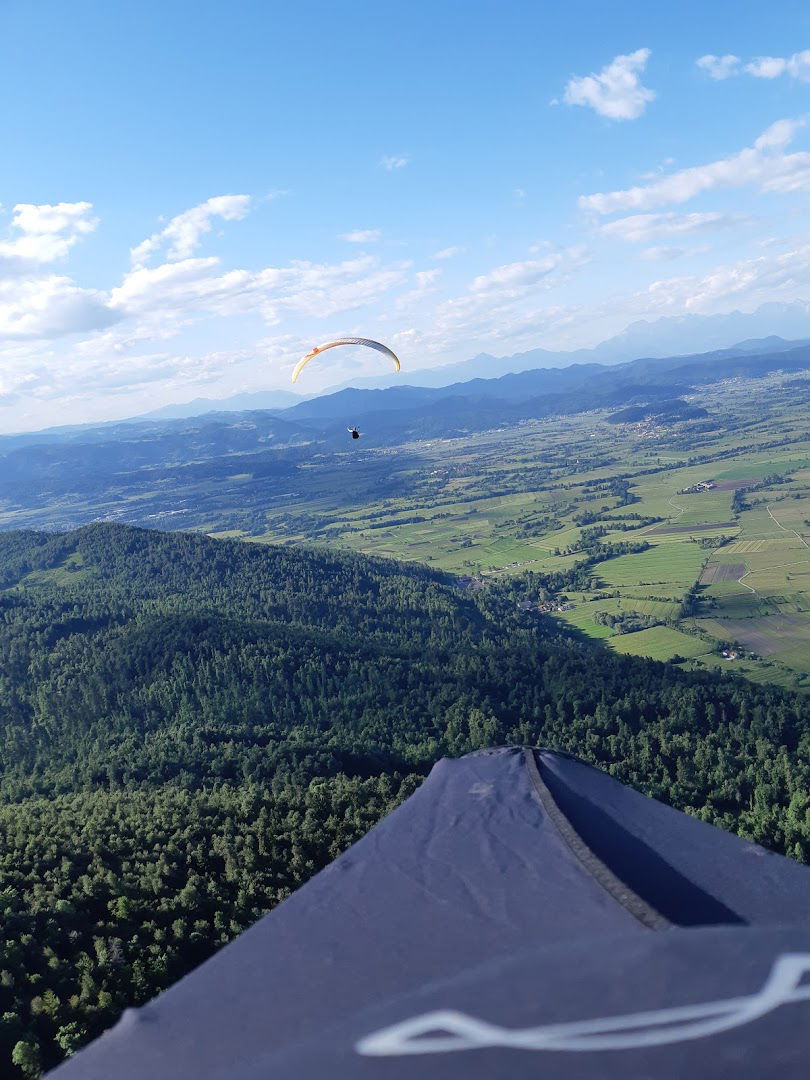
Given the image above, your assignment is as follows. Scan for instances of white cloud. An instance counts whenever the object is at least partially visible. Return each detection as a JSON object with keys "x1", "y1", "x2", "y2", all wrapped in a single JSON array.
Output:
[
  {"x1": 580, "y1": 118, "x2": 810, "y2": 214},
  {"x1": 432, "y1": 246, "x2": 463, "y2": 260},
  {"x1": 0, "y1": 218, "x2": 409, "y2": 351},
  {"x1": 696, "y1": 50, "x2": 810, "y2": 82},
  {"x1": 696, "y1": 54, "x2": 740, "y2": 80},
  {"x1": 415, "y1": 269, "x2": 440, "y2": 288},
  {"x1": 746, "y1": 50, "x2": 810, "y2": 81},
  {"x1": 110, "y1": 253, "x2": 409, "y2": 331},
  {"x1": 746, "y1": 57, "x2": 788, "y2": 79},
  {"x1": 11, "y1": 202, "x2": 96, "y2": 239},
  {"x1": 280, "y1": 265, "x2": 410, "y2": 319},
  {"x1": 470, "y1": 256, "x2": 563, "y2": 295},
  {"x1": 563, "y1": 49, "x2": 655, "y2": 120},
  {"x1": 429, "y1": 248, "x2": 587, "y2": 347},
  {"x1": 601, "y1": 210, "x2": 748, "y2": 244},
  {"x1": 339, "y1": 229, "x2": 381, "y2": 243},
  {"x1": 0, "y1": 202, "x2": 98, "y2": 273},
  {"x1": 395, "y1": 268, "x2": 442, "y2": 312},
  {"x1": 111, "y1": 258, "x2": 252, "y2": 317},
  {"x1": 380, "y1": 154, "x2": 409, "y2": 171},
  {"x1": 642, "y1": 241, "x2": 810, "y2": 312},
  {"x1": 130, "y1": 194, "x2": 251, "y2": 267},
  {"x1": 0, "y1": 276, "x2": 118, "y2": 340}
]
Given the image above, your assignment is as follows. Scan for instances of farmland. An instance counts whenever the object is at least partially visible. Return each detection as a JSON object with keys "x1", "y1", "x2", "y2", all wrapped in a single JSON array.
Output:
[
  {"x1": 2, "y1": 368, "x2": 810, "y2": 692},
  {"x1": 247, "y1": 370, "x2": 810, "y2": 693}
]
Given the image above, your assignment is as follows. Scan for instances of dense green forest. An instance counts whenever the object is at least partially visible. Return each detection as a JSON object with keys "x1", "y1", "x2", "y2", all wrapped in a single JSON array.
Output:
[{"x1": 0, "y1": 524, "x2": 807, "y2": 1076}]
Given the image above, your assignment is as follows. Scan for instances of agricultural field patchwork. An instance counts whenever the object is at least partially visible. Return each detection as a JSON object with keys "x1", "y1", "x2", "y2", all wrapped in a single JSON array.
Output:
[
  {"x1": 246, "y1": 375, "x2": 810, "y2": 690},
  {"x1": 695, "y1": 614, "x2": 810, "y2": 657},
  {"x1": 2, "y1": 369, "x2": 810, "y2": 692}
]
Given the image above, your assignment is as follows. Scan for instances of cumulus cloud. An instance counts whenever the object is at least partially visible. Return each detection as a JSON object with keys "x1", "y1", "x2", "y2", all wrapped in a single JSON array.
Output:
[
  {"x1": 0, "y1": 276, "x2": 118, "y2": 340},
  {"x1": 563, "y1": 49, "x2": 655, "y2": 120},
  {"x1": 130, "y1": 194, "x2": 251, "y2": 267},
  {"x1": 696, "y1": 54, "x2": 740, "y2": 79},
  {"x1": 339, "y1": 229, "x2": 381, "y2": 243},
  {"x1": 0, "y1": 210, "x2": 409, "y2": 351},
  {"x1": 0, "y1": 202, "x2": 98, "y2": 273},
  {"x1": 110, "y1": 253, "x2": 408, "y2": 329},
  {"x1": 111, "y1": 258, "x2": 252, "y2": 317},
  {"x1": 380, "y1": 154, "x2": 409, "y2": 171},
  {"x1": 0, "y1": 244, "x2": 413, "y2": 421},
  {"x1": 746, "y1": 50, "x2": 810, "y2": 80},
  {"x1": 696, "y1": 50, "x2": 810, "y2": 82},
  {"x1": 600, "y1": 210, "x2": 748, "y2": 244},
  {"x1": 580, "y1": 117, "x2": 810, "y2": 214},
  {"x1": 432, "y1": 246, "x2": 463, "y2": 260}
]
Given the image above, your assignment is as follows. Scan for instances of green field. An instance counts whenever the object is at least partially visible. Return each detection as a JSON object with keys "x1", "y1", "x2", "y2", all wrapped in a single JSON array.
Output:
[
  {"x1": 608, "y1": 626, "x2": 713, "y2": 661},
  {"x1": 266, "y1": 373, "x2": 810, "y2": 690},
  {"x1": 597, "y1": 543, "x2": 706, "y2": 589}
]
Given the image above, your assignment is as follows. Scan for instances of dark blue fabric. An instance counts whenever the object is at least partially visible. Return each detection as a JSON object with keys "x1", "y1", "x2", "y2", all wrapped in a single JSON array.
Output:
[
  {"x1": 49, "y1": 748, "x2": 810, "y2": 1079},
  {"x1": 540, "y1": 752, "x2": 810, "y2": 925},
  {"x1": 229, "y1": 925, "x2": 810, "y2": 1080}
]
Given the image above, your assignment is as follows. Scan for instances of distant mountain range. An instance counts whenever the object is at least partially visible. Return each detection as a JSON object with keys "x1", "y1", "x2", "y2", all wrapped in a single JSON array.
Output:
[
  {"x1": 120, "y1": 301, "x2": 810, "y2": 422},
  {"x1": 2, "y1": 335, "x2": 809, "y2": 528},
  {"x1": 4, "y1": 331, "x2": 810, "y2": 461},
  {"x1": 280, "y1": 338, "x2": 810, "y2": 444},
  {"x1": 318, "y1": 302, "x2": 810, "y2": 393},
  {"x1": 139, "y1": 388, "x2": 305, "y2": 420}
]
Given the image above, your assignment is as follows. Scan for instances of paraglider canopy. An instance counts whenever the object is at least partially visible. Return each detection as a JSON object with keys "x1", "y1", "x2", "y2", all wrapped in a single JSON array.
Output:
[{"x1": 291, "y1": 338, "x2": 400, "y2": 384}]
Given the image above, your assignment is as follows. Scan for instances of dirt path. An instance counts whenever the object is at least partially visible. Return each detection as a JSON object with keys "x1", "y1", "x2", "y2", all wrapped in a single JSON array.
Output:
[
  {"x1": 733, "y1": 507, "x2": 810, "y2": 596},
  {"x1": 737, "y1": 568, "x2": 757, "y2": 595},
  {"x1": 767, "y1": 504, "x2": 810, "y2": 552},
  {"x1": 667, "y1": 495, "x2": 686, "y2": 520}
]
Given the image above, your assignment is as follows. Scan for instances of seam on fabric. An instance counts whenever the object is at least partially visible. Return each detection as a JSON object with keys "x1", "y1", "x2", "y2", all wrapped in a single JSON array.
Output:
[{"x1": 522, "y1": 747, "x2": 672, "y2": 932}]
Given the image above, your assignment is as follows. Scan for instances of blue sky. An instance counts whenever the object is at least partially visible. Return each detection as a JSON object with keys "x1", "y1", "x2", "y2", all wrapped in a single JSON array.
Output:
[{"x1": 2, "y1": 0, "x2": 810, "y2": 430}]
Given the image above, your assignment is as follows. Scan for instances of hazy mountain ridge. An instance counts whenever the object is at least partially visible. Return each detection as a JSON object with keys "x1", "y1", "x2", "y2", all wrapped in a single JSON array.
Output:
[
  {"x1": 59, "y1": 303, "x2": 809, "y2": 427},
  {"x1": 140, "y1": 388, "x2": 307, "y2": 420},
  {"x1": 282, "y1": 340, "x2": 810, "y2": 442},
  {"x1": 2, "y1": 339, "x2": 809, "y2": 503},
  {"x1": 317, "y1": 302, "x2": 810, "y2": 394}
]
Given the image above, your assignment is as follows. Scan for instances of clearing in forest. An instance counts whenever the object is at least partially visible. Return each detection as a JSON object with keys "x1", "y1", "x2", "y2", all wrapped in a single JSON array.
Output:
[{"x1": 608, "y1": 626, "x2": 712, "y2": 661}]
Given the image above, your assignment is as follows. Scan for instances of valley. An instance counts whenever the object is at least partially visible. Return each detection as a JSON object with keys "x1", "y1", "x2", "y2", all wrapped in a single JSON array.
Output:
[
  {"x1": 233, "y1": 372, "x2": 810, "y2": 693},
  {"x1": 2, "y1": 360, "x2": 810, "y2": 695},
  {"x1": 1, "y1": 361, "x2": 809, "y2": 1073}
]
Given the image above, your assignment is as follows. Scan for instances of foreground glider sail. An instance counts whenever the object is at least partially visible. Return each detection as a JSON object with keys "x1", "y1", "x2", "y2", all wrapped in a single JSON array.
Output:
[
  {"x1": 291, "y1": 338, "x2": 400, "y2": 384},
  {"x1": 51, "y1": 748, "x2": 810, "y2": 1079}
]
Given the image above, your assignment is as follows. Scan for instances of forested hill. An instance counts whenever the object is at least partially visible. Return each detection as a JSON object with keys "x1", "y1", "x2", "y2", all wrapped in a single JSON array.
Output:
[{"x1": 0, "y1": 524, "x2": 808, "y2": 1076}]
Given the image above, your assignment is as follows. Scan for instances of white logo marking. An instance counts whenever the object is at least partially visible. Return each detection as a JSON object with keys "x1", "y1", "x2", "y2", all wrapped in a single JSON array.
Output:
[{"x1": 357, "y1": 953, "x2": 810, "y2": 1055}]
